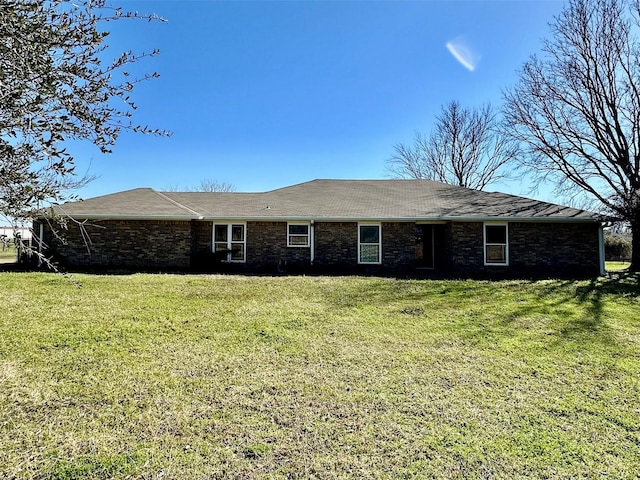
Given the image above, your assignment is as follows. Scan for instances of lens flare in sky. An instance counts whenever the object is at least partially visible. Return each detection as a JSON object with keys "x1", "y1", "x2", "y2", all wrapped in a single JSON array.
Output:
[{"x1": 446, "y1": 36, "x2": 480, "y2": 71}]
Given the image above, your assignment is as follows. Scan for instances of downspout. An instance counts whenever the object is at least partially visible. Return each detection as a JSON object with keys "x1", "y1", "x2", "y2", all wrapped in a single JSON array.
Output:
[
  {"x1": 310, "y1": 220, "x2": 315, "y2": 266},
  {"x1": 598, "y1": 224, "x2": 605, "y2": 276}
]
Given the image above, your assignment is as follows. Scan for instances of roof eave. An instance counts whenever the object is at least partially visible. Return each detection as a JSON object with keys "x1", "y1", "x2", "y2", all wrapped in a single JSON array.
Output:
[
  {"x1": 35, "y1": 214, "x2": 604, "y2": 223},
  {"x1": 201, "y1": 215, "x2": 603, "y2": 222},
  {"x1": 39, "y1": 213, "x2": 199, "y2": 221},
  {"x1": 438, "y1": 215, "x2": 603, "y2": 223}
]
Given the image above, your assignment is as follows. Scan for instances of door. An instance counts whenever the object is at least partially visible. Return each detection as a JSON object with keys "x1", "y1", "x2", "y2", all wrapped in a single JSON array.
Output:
[{"x1": 415, "y1": 224, "x2": 434, "y2": 269}]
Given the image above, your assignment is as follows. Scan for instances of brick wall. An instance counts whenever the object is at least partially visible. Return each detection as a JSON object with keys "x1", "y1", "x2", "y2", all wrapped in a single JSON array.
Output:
[
  {"x1": 189, "y1": 220, "x2": 416, "y2": 273},
  {"x1": 381, "y1": 222, "x2": 416, "y2": 271},
  {"x1": 35, "y1": 218, "x2": 602, "y2": 277},
  {"x1": 448, "y1": 222, "x2": 484, "y2": 274},
  {"x1": 313, "y1": 221, "x2": 415, "y2": 274},
  {"x1": 313, "y1": 222, "x2": 357, "y2": 270},
  {"x1": 509, "y1": 222, "x2": 600, "y2": 276},
  {"x1": 189, "y1": 220, "x2": 214, "y2": 271},
  {"x1": 246, "y1": 221, "x2": 311, "y2": 272},
  {"x1": 447, "y1": 221, "x2": 600, "y2": 277},
  {"x1": 39, "y1": 219, "x2": 192, "y2": 269},
  {"x1": 190, "y1": 220, "x2": 212, "y2": 258}
]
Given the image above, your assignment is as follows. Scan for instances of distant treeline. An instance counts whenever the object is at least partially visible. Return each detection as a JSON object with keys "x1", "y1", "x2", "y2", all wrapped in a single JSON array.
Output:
[{"x1": 605, "y1": 234, "x2": 632, "y2": 261}]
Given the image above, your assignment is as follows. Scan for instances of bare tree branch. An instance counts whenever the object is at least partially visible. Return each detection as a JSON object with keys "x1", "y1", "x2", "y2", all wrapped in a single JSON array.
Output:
[
  {"x1": 503, "y1": 0, "x2": 640, "y2": 270},
  {"x1": 195, "y1": 179, "x2": 236, "y2": 193},
  {"x1": 387, "y1": 101, "x2": 519, "y2": 191},
  {"x1": 162, "y1": 179, "x2": 237, "y2": 192}
]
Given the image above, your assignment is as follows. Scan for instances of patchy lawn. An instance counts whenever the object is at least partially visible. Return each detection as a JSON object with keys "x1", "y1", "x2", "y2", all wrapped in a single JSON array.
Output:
[
  {"x1": 0, "y1": 243, "x2": 17, "y2": 263},
  {"x1": 0, "y1": 273, "x2": 638, "y2": 479}
]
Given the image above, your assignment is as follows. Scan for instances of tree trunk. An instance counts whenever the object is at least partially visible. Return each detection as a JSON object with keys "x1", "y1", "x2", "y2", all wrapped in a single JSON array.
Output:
[{"x1": 630, "y1": 216, "x2": 640, "y2": 272}]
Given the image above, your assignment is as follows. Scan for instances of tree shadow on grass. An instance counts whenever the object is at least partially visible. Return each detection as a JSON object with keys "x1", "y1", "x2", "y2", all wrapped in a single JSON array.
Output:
[
  {"x1": 346, "y1": 273, "x2": 640, "y2": 352},
  {"x1": 524, "y1": 272, "x2": 639, "y2": 350},
  {"x1": 573, "y1": 271, "x2": 639, "y2": 320}
]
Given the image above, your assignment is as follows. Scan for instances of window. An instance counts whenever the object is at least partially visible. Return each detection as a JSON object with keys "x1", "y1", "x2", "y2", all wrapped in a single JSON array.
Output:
[
  {"x1": 484, "y1": 223, "x2": 508, "y2": 265},
  {"x1": 358, "y1": 223, "x2": 381, "y2": 264},
  {"x1": 287, "y1": 223, "x2": 309, "y2": 247},
  {"x1": 213, "y1": 223, "x2": 246, "y2": 262}
]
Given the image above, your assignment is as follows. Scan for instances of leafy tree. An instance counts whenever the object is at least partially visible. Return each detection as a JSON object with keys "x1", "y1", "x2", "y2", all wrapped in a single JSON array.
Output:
[
  {"x1": 387, "y1": 101, "x2": 519, "y2": 190},
  {"x1": 0, "y1": 0, "x2": 167, "y2": 223},
  {"x1": 605, "y1": 234, "x2": 632, "y2": 261},
  {"x1": 503, "y1": 0, "x2": 640, "y2": 270}
]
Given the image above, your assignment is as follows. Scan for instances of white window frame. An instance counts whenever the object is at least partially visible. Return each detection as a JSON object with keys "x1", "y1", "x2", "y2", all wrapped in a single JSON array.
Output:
[
  {"x1": 287, "y1": 222, "x2": 310, "y2": 247},
  {"x1": 484, "y1": 222, "x2": 509, "y2": 266},
  {"x1": 212, "y1": 222, "x2": 246, "y2": 263},
  {"x1": 358, "y1": 223, "x2": 382, "y2": 265}
]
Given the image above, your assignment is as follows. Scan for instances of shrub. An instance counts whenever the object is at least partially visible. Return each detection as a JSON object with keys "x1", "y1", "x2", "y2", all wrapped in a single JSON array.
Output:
[{"x1": 604, "y1": 234, "x2": 632, "y2": 261}]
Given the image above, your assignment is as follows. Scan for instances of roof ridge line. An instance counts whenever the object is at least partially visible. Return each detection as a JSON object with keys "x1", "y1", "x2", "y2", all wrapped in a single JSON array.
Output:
[{"x1": 153, "y1": 190, "x2": 202, "y2": 217}]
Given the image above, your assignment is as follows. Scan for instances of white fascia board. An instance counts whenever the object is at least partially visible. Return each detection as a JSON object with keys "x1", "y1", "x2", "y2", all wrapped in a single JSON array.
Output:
[
  {"x1": 189, "y1": 215, "x2": 602, "y2": 223},
  {"x1": 200, "y1": 216, "x2": 439, "y2": 222},
  {"x1": 439, "y1": 216, "x2": 602, "y2": 223},
  {"x1": 288, "y1": 216, "x2": 600, "y2": 223},
  {"x1": 44, "y1": 214, "x2": 197, "y2": 221},
  {"x1": 38, "y1": 214, "x2": 603, "y2": 223}
]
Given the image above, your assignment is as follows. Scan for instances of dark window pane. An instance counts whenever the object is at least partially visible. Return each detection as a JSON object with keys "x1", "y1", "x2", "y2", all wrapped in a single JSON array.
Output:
[
  {"x1": 486, "y1": 225, "x2": 506, "y2": 244},
  {"x1": 214, "y1": 225, "x2": 227, "y2": 242},
  {"x1": 231, "y1": 225, "x2": 244, "y2": 241},
  {"x1": 289, "y1": 224, "x2": 308, "y2": 235},
  {"x1": 231, "y1": 243, "x2": 244, "y2": 261},
  {"x1": 360, "y1": 225, "x2": 380, "y2": 244}
]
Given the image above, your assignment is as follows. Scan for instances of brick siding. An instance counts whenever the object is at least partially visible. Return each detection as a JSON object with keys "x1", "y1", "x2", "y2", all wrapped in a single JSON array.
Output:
[
  {"x1": 246, "y1": 221, "x2": 311, "y2": 272},
  {"x1": 381, "y1": 222, "x2": 415, "y2": 271},
  {"x1": 509, "y1": 222, "x2": 600, "y2": 276},
  {"x1": 38, "y1": 219, "x2": 191, "y2": 269},
  {"x1": 313, "y1": 221, "x2": 415, "y2": 274},
  {"x1": 313, "y1": 222, "x2": 358, "y2": 271},
  {"x1": 447, "y1": 222, "x2": 485, "y2": 274},
  {"x1": 447, "y1": 221, "x2": 600, "y2": 277},
  {"x1": 189, "y1": 220, "x2": 214, "y2": 271},
  {"x1": 34, "y1": 218, "x2": 602, "y2": 277}
]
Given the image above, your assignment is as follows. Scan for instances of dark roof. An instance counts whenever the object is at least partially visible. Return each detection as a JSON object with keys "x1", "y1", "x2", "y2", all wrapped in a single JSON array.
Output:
[{"x1": 49, "y1": 179, "x2": 601, "y2": 222}]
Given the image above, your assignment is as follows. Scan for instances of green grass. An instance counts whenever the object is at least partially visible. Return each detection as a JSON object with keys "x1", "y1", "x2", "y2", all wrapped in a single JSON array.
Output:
[
  {"x1": 1, "y1": 273, "x2": 639, "y2": 479},
  {"x1": 607, "y1": 260, "x2": 631, "y2": 272},
  {"x1": 0, "y1": 242, "x2": 17, "y2": 263}
]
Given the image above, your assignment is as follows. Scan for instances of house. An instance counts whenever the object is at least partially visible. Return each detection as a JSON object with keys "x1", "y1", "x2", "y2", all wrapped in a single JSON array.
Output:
[{"x1": 33, "y1": 179, "x2": 606, "y2": 277}]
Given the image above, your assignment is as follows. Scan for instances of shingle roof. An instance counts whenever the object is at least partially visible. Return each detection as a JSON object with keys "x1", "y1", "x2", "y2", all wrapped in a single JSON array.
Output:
[{"x1": 50, "y1": 179, "x2": 601, "y2": 222}]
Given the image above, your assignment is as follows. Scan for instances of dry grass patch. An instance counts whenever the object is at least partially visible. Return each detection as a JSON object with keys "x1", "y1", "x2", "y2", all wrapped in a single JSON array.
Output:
[{"x1": 0, "y1": 273, "x2": 638, "y2": 479}]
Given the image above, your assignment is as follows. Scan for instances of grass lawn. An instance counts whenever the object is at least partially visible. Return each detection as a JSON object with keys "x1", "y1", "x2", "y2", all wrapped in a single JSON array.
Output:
[
  {"x1": 607, "y1": 260, "x2": 632, "y2": 272},
  {"x1": 0, "y1": 273, "x2": 638, "y2": 479},
  {"x1": 0, "y1": 243, "x2": 17, "y2": 263}
]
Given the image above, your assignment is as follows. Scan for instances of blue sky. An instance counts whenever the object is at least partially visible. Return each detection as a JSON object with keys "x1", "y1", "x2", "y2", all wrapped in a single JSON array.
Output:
[{"x1": 73, "y1": 0, "x2": 565, "y2": 199}]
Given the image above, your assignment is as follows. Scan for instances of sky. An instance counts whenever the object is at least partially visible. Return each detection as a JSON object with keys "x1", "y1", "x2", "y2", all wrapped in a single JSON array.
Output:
[{"x1": 71, "y1": 0, "x2": 566, "y2": 200}]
